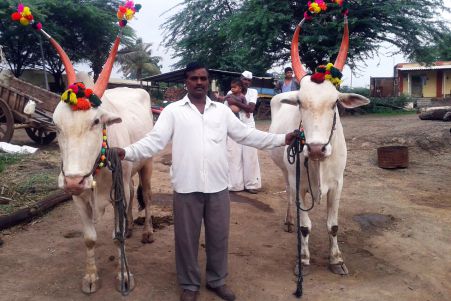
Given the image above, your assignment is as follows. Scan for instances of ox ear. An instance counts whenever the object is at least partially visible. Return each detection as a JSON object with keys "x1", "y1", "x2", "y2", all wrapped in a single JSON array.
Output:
[
  {"x1": 338, "y1": 93, "x2": 370, "y2": 109},
  {"x1": 279, "y1": 91, "x2": 300, "y2": 106},
  {"x1": 99, "y1": 110, "x2": 122, "y2": 126},
  {"x1": 280, "y1": 98, "x2": 300, "y2": 106}
]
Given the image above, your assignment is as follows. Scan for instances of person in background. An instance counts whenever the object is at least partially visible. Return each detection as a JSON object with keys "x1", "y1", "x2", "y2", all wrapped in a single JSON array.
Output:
[
  {"x1": 115, "y1": 63, "x2": 297, "y2": 301},
  {"x1": 225, "y1": 71, "x2": 261, "y2": 194},
  {"x1": 274, "y1": 66, "x2": 300, "y2": 94}
]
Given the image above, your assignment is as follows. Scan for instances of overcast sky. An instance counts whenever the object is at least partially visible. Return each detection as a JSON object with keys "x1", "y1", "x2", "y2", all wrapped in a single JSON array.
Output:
[{"x1": 98, "y1": 0, "x2": 451, "y2": 88}]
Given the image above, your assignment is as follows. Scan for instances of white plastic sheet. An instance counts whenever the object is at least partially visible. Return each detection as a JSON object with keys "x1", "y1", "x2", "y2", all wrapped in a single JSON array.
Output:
[
  {"x1": 0, "y1": 142, "x2": 38, "y2": 154},
  {"x1": 23, "y1": 100, "x2": 36, "y2": 115}
]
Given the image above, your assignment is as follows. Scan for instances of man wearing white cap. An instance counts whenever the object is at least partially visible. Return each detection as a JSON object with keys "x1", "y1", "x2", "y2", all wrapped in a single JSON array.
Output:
[{"x1": 225, "y1": 71, "x2": 261, "y2": 194}]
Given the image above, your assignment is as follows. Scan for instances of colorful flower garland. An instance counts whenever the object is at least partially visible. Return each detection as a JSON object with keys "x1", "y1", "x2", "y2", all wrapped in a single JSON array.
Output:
[
  {"x1": 304, "y1": 0, "x2": 349, "y2": 20},
  {"x1": 311, "y1": 63, "x2": 343, "y2": 87},
  {"x1": 60, "y1": 82, "x2": 102, "y2": 111},
  {"x1": 117, "y1": 1, "x2": 141, "y2": 27},
  {"x1": 10, "y1": 3, "x2": 42, "y2": 30},
  {"x1": 95, "y1": 126, "x2": 109, "y2": 175}
]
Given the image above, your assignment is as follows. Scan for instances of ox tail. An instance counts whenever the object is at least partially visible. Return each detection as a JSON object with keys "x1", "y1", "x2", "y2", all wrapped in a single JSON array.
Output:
[{"x1": 137, "y1": 185, "x2": 145, "y2": 211}]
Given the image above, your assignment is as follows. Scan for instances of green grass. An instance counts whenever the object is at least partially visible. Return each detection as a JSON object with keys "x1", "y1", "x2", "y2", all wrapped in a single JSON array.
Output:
[
  {"x1": 15, "y1": 173, "x2": 58, "y2": 194},
  {"x1": 0, "y1": 154, "x2": 25, "y2": 173}
]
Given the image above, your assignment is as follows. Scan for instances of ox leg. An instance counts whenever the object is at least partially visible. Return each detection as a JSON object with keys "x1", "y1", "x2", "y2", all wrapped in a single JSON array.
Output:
[
  {"x1": 114, "y1": 176, "x2": 135, "y2": 292},
  {"x1": 139, "y1": 159, "x2": 154, "y2": 244},
  {"x1": 284, "y1": 175, "x2": 295, "y2": 233},
  {"x1": 289, "y1": 171, "x2": 312, "y2": 275},
  {"x1": 73, "y1": 194, "x2": 100, "y2": 294},
  {"x1": 326, "y1": 186, "x2": 348, "y2": 275},
  {"x1": 126, "y1": 180, "x2": 134, "y2": 238}
]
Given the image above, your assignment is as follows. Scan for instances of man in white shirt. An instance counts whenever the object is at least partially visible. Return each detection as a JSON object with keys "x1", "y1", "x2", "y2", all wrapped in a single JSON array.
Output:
[
  {"x1": 116, "y1": 63, "x2": 296, "y2": 301},
  {"x1": 225, "y1": 71, "x2": 262, "y2": 194}
]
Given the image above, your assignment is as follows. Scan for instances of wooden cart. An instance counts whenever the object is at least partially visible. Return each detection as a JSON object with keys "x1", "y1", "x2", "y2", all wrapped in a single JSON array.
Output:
[{"x1": 0, "y1": 74, "x2": 59, "y2": 145}]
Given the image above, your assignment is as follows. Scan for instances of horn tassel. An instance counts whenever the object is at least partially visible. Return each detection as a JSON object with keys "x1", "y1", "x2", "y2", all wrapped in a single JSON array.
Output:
[
  {"x1": 40, "y1": 29, "x2": 76, "y2": 86},
  {"x1": 334, "y1": 16, "x2": 349, "y2": 71},
  {"x1": 93, "y1": 36, "x2": 121, "y2": 98},
  {"x1": 291, "y1": 19, "x2": 308, "y2": 81}
]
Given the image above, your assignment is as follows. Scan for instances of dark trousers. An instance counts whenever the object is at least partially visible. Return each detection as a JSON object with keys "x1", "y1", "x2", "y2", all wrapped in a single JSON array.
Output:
[{"x1": 173, "y1": 189, "x2": 230, "y2": 291}]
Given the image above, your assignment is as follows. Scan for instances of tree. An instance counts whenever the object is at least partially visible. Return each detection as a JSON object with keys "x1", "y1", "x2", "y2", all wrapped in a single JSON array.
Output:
[
  {"x1": 161, "y1": 0, "x2": 240, "y2": 70},
  {"x1": 162, "y1": 0, "x2": 451, "y2": 74},
  {"x1": 0, "y1": 1, "x2": 41, "y2": 77},
  {"x1": 117, "y1": 38, "x2": 161, "y2": 84},
  {"x1": 0, "y1": 0, "x2": 136, "y2": 91}
]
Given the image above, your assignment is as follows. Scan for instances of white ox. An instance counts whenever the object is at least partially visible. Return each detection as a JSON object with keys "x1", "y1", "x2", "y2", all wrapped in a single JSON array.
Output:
[
  {"x1": 49, "y1": 36, "x2": 154, "y2": 293},
  {"x1": 269, "y1": 16, "x2": 369, "y2": 275}
]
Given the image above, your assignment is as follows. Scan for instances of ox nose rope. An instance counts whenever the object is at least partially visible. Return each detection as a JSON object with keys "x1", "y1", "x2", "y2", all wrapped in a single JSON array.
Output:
[
  {"x1": 286, "y1": 128, "x2": 314, "y2": 299},
  {"x1": 105, "y1": 147, "x2": 131, "y2": 296}
]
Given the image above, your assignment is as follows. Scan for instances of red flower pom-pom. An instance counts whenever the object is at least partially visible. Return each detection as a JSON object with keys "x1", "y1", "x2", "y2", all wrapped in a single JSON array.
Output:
[
  {"x1": 304, "y1": 11, "x2": 313, "y2": 21},
  {"x1": 119, "y1": 6, "x2": 127, "y2": 13},
  {"x1": 85, "y1": 89, "x2": 93, "y2": 98},
  {"x1": 76, "y1": 82, "x2": 86, "y2": 90},
  {"x1": 75, "y1": 98, "x2": 91, "y2": 111},
  {"x1": 311, "y1": 72, "x2": 326, "y2": 84},
  {"x1": 26, "y1": 14, "x2": 34, "y2": 21},
  {"x1": 11, "y1": 12, "x2": 21, "y2": 21}
]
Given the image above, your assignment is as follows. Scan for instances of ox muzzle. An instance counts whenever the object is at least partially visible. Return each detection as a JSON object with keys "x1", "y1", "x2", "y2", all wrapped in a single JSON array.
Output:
[
  {"x1": 59, "y1": 172, "x2": 94, "y2": 196},
  {"x1": 305, "y1": 143, "x2": 332, "y2": 161}
]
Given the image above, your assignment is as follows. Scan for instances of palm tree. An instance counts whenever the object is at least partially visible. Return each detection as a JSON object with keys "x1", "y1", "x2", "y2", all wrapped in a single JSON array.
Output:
[{"x1": 117, "y1": 38, "x2": 161, "y2": 86}]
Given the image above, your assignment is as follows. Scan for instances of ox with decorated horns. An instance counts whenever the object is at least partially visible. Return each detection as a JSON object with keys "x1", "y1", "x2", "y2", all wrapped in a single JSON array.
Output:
[
  {"x1": 12, "y1": 2, "x2": 153, "y2": 295},
  {"x1": 269, "y1": 0, "x2": 369, "y2": 293}
]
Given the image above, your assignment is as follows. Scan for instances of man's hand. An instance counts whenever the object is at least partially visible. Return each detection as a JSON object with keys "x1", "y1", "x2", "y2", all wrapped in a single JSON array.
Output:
[
  {"x1": 285, "y1": 131, "x2": 298, "y2": 145},
  {"x1": 113, "y1": 147, "x2": 126, "y2": 160}
]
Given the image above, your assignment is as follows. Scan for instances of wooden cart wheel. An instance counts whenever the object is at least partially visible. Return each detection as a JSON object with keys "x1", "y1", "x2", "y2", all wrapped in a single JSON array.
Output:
[
  {"x1": 0, "y1": 98, "x2": 14, "y2": 142},
  {"x1": 25, "y1": 127, "x2": 57, "y2": 145}
]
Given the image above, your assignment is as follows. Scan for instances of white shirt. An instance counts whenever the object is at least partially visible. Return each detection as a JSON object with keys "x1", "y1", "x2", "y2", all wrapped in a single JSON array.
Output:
[
  {"x1": 124, "y1": 95, "x2": 286, "y2": 193},
  {"x1": 240, "y1": 88, "x2": 258, "y2": 124}
]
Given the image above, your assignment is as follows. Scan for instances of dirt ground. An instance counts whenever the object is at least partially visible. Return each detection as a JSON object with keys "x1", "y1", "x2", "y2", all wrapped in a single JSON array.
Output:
[{"x1": 0, "y1": 114, "x2": 450, "y2": 301}]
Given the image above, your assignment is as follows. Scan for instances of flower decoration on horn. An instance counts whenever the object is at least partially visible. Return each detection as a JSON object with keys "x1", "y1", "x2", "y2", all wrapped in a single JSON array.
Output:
[
  {"x1": 304, "y1": 1, "x2": 328, "y2": 20},
  {"x1": 311, "y1": 63, "x2": 343, "y2": 87},
  {"x1": 117, "y1": 1, "x2": 142, "y2": 28},
  {"x1": 61, "y1": 82, "x2": 102, "y2": 111},
  {"x1": 304, "y1": 0, "x2": 349, "y2": 20},
  {"x1": 332, "y1": 0, "x2": 349, "y2": 16},
  {"x1": 11, "y1": 3, "x2": 42, "y2": 30}
]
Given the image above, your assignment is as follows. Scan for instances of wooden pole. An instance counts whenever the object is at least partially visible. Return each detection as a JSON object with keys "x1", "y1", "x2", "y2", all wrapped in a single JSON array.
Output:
[{"x1": 0, "y1": 192, "x2": 71, "y2": 230}]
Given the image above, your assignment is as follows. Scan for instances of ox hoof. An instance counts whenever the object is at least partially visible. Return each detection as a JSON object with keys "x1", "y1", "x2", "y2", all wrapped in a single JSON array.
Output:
[
  {"x1": 82, "y1": 273, "x2": 100, "y2": 294},
  {"x1": 116, "y1": 272, "x2": 135, "y2": 293},
  {"x1": 329, "y1": 262, "x2": 349, "y2": 275},
  {"x1": 284, "y1": 222, "x2": 295, "y2": 233},
  {"x1": 141, "y1": 232, "x2": 155, "y2": 244},
  {"x1": 294, "y1": 262, "x2": 311, "y2": 276}
]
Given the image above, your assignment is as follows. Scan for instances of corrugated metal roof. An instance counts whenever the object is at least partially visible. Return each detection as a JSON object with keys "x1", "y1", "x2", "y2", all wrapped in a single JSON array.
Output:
[{"x1": 398, "y1": 65, "x2": 451, "y2": 71}]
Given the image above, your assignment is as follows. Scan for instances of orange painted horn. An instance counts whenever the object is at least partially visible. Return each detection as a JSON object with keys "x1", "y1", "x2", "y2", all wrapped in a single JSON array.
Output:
[
  {"x1": 334, "y1": 16, "x2": 349, "y2": 71},
  {"x1": 93, "y1": 36, "x2": 121, "y2": 98},
  {"x1": 40, "y1": 29, "x2": 76, "y2": 86},
  {"x1": 291, "y1": 19, "x2": 308, "y2": 81}
]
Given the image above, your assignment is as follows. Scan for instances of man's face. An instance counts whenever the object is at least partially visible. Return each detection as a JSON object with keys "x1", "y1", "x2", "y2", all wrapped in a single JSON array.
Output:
[
  {"x1": 241, "y1": 77, "x2": 252, "y2": 89},
  {"x1": 285, "y1": 70, "x2": 293, "y2": 79},
  {"x1": 185, "y1": 68, "x2": 209, "y2": 99}
]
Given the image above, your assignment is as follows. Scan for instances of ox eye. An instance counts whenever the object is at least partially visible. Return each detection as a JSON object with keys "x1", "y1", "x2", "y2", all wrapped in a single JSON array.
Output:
[{"x1": 92, "y1": 118, "x2": 100, "y2": 126}]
